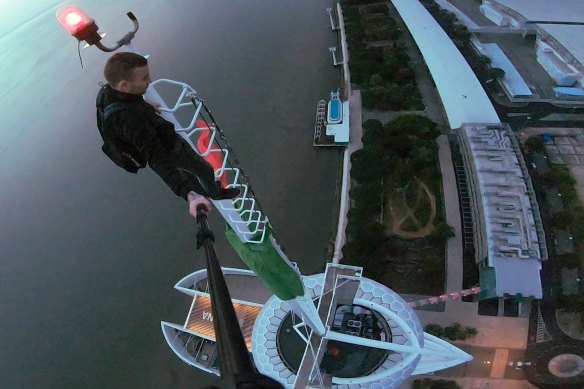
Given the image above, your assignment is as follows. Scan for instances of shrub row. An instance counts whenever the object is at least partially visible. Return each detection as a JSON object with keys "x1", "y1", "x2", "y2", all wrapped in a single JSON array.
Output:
[
  {"x1": 425, "y1": 323, "x2": 478, "y2": 341},
  {"x1": 413, "y1": 378, "x2": 461, "y2": 389},
  {"x1": 340, "y1": 1, "x2": 424, "y2": 110},
  {"x1": 343, "y1": 115, "x2": 451, "y2": 278},
  {"x1": 419, "y1": 0, "x2": 506, "y2": 84},
  {"x1": 524, "y1": 136, "x2": 584, "y2": 313}
]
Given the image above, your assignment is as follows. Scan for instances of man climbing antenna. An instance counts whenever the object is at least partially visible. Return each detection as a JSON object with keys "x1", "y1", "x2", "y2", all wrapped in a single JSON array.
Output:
[{"x1": 96, "y1": 52, "x2": 239, "y2": 216}]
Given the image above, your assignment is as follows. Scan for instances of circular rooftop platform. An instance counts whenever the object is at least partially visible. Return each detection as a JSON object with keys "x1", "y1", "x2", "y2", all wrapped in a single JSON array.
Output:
[
  {"x1": 251, "y1": 273, "x2": 425, "y2": 388},
  {"x1": 548, "y1": 354, "x2": 584, "y2": 378},
  {"x1": 277, "y1": 306, "x2": 391, "y2": 378}
]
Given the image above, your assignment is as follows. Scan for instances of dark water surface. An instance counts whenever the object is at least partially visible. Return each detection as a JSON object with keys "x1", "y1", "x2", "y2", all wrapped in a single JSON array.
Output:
[{"x1": 0, "y1": 1, "x2": 340, "y2": 387}]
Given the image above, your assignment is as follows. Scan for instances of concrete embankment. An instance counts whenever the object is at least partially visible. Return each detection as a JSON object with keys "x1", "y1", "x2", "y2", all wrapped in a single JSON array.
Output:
[{"x1": 332, "y1": 3, "x2": 364, "y2": 264}]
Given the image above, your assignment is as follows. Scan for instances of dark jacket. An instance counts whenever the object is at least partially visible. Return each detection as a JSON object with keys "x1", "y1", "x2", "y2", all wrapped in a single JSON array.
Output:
[{"x1": 101, "y1": 84, "x2": 215, "y2": 200}]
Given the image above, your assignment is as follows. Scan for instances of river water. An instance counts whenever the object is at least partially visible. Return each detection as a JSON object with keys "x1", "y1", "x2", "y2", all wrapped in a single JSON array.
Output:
[{"x1": 0, "y1": 1, "x2": 340, "y2": 387}]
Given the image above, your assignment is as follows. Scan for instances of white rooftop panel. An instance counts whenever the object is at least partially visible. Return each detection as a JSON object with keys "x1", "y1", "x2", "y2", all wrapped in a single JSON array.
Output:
[
  {"x1": 483, "y1": 43, "x2": 533, "y2": 97},
  {"x1": 462, "y1": 124, "x2": 543, "y2": 297},
  {"x1": 494, "y1": 257, "x2": 542, "y2": 298},
  {"x1": 391, "y1": 0, "x2": 500, "y2": 129},
  {"x1": 490, "y1": 0, "x2": 584, "y2": 68},
  {"x1": 538, "y1": 24, "x2": 584, "y2": 70},
  {"x1": 492, "y1": 0, "x2": 584, "y2": 23}
]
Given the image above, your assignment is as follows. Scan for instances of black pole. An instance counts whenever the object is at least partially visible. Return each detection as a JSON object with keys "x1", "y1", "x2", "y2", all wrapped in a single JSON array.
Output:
[
  {"x1": 195, "y1": 206, "x2": 284, "y2": 389},
  {"x1": 196, "y1": 207, "x2": 254, "y2": 374}
]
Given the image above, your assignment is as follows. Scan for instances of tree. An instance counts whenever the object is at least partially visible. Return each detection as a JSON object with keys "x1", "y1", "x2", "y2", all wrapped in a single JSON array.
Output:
[
  {"x1": 524, "y1": 136, "x2": 544, "y2": 152},
  {"x1": 486, "y1": 67, "x2": 506, "y2": 81},
  {"x1": 444, "y1": 323, "x2": 464, "y2": 340},
  {"x1": 350, "y1": 59, "x2": 376, "y2": 86},
  {"x1": 362, "y1": 119, "x2": 383, "y2": 148},
  {"x1": 476, "y1": 55, "x2": 492, "y2": 67},
  {"x1": 429, "y1": 223, "x2": 455, "y2": 244},
  {"x1": 558, "y1": 294, "x2": 584, "y2": 313},
  {"x1": 558, "y1": 253, "x2": 581, "y2": 270},
  {"x1": 389, "y1": 114, "x2": 439, "y2": 140},
  {"x1": 436, "y1": 10, "x2": 457, "y2": 27},
  {"x1": 393, "y1": 164, "x2": 416, "y2": 187},
  {"x1": 350, "y1": 148, "x2": 383, "y2": 183},
  {"x1": 383, "y1": 84, "x2": 411, "y2": 110},
  {"x1": 465, "y1": 327, "x2": 477, "y2": 338},
  {"x1": 424, "y1": 323, "x2": 444, "y2": 338},
  {"x1": 364, "y1": 4, "x2": 389, "y2": 14},
  {"x1": 383, "y1": 43, "x2": 411, "y2": 69},
  {"x1": 344, "y1": 21, "x2": 365, "y2": 42},
  {"x1": 548, "y1": 210, "x2": 574, "y2": 228},
  {"x1": 362, "y1": 119, "x2": 383, "y2": 131},
  {"x1": 350, "y1": 181, "x2": 383, "y2": 216},
  {"x1": 452, "y1": 24, "x2": 471, "y2": 41},
  {"x1": 413, "y1": 378, "x2": 461, "y2": 389},
  {"x1": 430, "y1": 380, "x2": 461, "y2": 389},
  {"x1": 345, "y1": 221, "x2": 386, "y2": 257},
  {"x1": 411, "y1": 146, "x2": 434, "y2": 171},
  {"x1": 361, "y1": 87, "x2": 384, "y2": 109},
  {"x1": 393, "y1": 66, "x2": 417, "y2": 85},
  {"x1": 383, "y1": 133, "x2": 413, "y2": 157},
  {"x1": 369, "y1": 73, "x2": 384, "y2": 87}
]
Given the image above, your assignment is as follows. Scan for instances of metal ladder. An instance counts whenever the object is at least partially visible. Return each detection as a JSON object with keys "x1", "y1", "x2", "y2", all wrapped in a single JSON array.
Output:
[
  {"x1": 151, "y1": 78, "x2": 268, "y2": 244},
  {"x1": 314, "y1": 100, "x2": 326, "y2": 143}
]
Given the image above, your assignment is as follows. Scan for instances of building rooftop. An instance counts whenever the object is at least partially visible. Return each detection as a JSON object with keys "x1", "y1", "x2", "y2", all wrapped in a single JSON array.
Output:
[
  {"x1": 492, "y1": 0, "x2": 584, "y2": 23},
  {"x1": 482, "y1": 43, "x2": 532, "y2": 97},
  {"x1": 488, "y1": 0, "x2": 584, "y2": 72},
  {"x1": 461, "y1": 124, "x2": 543, "y2": 298},
  {"x1": 185, "y1": 294, "x2": 262, "y2": 350},
  {"x1": 392, "y1": 0, "x2": 500, "y2": 129},
  {"x1": 538, "y1": 24, "x2": 584, "y2": 70}
]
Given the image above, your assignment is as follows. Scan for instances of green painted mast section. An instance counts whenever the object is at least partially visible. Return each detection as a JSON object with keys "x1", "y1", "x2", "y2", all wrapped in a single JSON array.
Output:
[{"x1": 225, "y1": 225, "x2": 304, "y2": 301}]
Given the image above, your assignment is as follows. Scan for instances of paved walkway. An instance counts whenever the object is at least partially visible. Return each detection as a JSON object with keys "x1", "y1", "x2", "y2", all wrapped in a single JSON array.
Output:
[
  {"x1": 435, "y1": 0, "x2": 480, "y2": 30},
  {"x1": 437, "y1": 135, "x2": 463, "y2": 293},
  {"x1": 390, "y1": 2, "x2": 449, "y2": 129},
  {"x1": 416, "y1": 304, "x2": 530, "y2": 350},
  {"x1": 391, "y1": 0, "x2": 500, "y2": 128},
  {"x1": 446, "y1": 0, "x2": 497, "y2": 28},
  {"x1": 401, "y1": 377, "x2": 538, "y2": 389},
  {"x1": 332, "y1": 90, "x2": 363, "y2": 263},
  {"x1": 363, "y1": 1, "x2": 451, "y2": 128}
]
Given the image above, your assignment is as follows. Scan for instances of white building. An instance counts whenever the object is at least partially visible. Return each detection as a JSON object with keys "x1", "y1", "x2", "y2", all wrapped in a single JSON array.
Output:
[
  {"x1": 392, "y1": 0, "x2": 500, "y2": 129},
  {"x1": 480, "y1": 0, "x2": 584, "y2": 89},
  {"x1": 458, "y1": 123, "x2": 547, "y2": 302}
]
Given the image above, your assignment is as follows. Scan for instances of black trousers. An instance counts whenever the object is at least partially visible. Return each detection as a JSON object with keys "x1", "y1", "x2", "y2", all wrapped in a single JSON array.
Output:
[{"x1": 168, "y1": 139, "x2": 225, "y2": 200}]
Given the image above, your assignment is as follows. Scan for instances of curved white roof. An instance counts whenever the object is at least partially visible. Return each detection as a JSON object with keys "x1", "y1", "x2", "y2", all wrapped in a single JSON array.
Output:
[{"x1": 391, "y1": 0, "x2": 500, "y2": 129}]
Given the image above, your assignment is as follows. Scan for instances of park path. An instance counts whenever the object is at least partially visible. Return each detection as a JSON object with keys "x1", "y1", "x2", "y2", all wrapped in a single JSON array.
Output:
[
  {"x1": 436, "y1": 135, "x2": 463, "y2": 293},
  {"x1": 386, "y1": 178, "x2": 437, "y2": 239}
]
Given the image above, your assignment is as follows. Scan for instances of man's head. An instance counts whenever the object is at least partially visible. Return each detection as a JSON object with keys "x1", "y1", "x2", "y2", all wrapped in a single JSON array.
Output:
[{"x1": 104, "y1": 52, "x2": 151, "y2": 95}]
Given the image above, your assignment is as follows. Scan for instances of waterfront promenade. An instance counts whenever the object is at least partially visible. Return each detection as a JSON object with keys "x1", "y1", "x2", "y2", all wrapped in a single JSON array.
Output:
[{"x1": 330, "y1": 2, "x2": 535, "y2": 387}]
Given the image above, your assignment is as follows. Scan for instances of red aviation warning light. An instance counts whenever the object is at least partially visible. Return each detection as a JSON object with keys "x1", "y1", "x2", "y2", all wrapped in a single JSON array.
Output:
[
  {"x1": 56, "y1": 7, "x2": 139, "y2": 53},
  {"x1": 56, "y1": 6, "x2": 101, "y2": 45}
]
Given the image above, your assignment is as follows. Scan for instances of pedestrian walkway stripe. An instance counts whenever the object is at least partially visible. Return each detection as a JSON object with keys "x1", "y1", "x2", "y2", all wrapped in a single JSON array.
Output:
[{"x1": 490, "y1": 348, "x2": 509, "y2": 378}]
